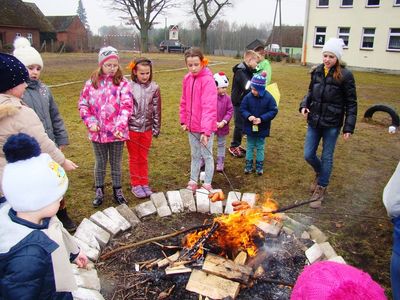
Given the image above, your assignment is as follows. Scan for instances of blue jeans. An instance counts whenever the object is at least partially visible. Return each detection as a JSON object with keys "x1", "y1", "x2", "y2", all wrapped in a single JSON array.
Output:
[
  {"x1": 304, "y1": 126, "x2": 340, "y2": 187},
  {"x1": 392, "y1": 250, "x2": 400, "y2": 300},
  {"x1": 246, "y1": 136, "x2": 266, "y2": 162},
  {"x1": 188, "y1": 133, "x2": 214, "y2": 184},
  {"x1": 231, "y1": 105, "x2": 244, "y2": 147}
]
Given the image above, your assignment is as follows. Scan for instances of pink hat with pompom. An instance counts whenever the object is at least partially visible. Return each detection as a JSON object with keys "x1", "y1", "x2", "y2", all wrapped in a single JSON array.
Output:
[{"x1": 290, "y1": 261, "x2": 386, "y2": 300}]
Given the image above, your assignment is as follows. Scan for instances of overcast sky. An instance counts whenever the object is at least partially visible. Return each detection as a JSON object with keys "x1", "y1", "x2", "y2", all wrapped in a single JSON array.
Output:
[{"x1": 25, "y1": 0, "x2": 306, "y2": 34}]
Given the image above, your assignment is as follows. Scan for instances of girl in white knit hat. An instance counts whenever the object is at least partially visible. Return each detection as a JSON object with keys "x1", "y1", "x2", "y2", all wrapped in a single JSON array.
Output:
[
  {"x1": 299, "y1": 37, "x2": 358, "y2": 208},
  {"x1": 13, "y1": 36, "x2": 76, "y2": 231}
]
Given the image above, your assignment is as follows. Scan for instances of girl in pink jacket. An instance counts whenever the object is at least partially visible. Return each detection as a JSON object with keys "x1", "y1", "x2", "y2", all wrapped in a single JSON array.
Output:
[
  {"x1": 179, "y1": 48, "x2": 217, "y2": 192},
  {"x1": 78, "y1": 46, "x2": 133, "y2": 207}
]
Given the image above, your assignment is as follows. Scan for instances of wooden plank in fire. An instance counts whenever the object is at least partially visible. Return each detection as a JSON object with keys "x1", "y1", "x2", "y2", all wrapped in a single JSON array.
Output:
[
  {"x1": 186, "y1": 269, "x2": 240, "y2": 299},
  {"x1": 202, "y1": 253, "x2": 253, "y2": 284},
  {"x1": 157, "y1": 251, "x2": 180, "y2": 268}
]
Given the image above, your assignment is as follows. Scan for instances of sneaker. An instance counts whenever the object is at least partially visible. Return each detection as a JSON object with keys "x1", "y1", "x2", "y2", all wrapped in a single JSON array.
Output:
[
  {"x1": 92, "y1": 187, "x2": 104, "y2": 208},
  {"x1": 113, "y1": 187, "x2": 128, "y2": 204},
  {"x1": 142, "y1": 185, "x2": 153, "y2": 197},
  {"x1": 256, "y1": 160, "x2": 264, "y2": 176},
  {"x1": 186, "y1": 180, "x2": 198, "y2": 193},
  {"x1": 309, "y1": 185, "x2": 327, "y2": 209},
  {"x1": 228, "y1": 146, "x2": 244, "y2": 158},
  {"x1": 244, "y1": 160, "x2": 253, "y2": 174},
  {"x1": 131, "y1": 185, "x2": 146, "y2": 199},
  {"x1": 202, "y1": 183, "x2": 213, "y2": 191}
]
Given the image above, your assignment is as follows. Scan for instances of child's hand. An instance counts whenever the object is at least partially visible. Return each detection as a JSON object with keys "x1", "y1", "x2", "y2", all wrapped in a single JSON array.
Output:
[
  {"x1": 114, "y1": 131, "x2": 123, "y2": 139},
  {"x1": 89, "y1": 124, "x2": 99, "y2": 132},
  {"x1": 248, "y1": 116, "x2": 256, "y2": 122},
  {"x1": 59, "y1": 145, "x2": 67, "y2": 152},
  {"x1": 181, "y1": 124, "x2": 188, "y2": 131},
  {"x1": 253, "y1": 118, "x2": 261, "y2": 125},
  {"x1": 217, "y1": 121, "x2": 225, "y2": 129},
  {"x1": 200, "y1": 134, "x2": 209, "y2": 146},
  {"x1": 62, "y1": 159, "x2": 78, "y2": 171},
  {"x1": 74, "y1": 250, "x2": 89, "y2": 268},
  {"x1": 301, "y1": 107, "x2": 309, "y2": 118}
]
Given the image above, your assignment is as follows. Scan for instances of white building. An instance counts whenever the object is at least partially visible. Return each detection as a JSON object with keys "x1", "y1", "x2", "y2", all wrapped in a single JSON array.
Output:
[{"x1": 302, "y1": 0, "x2": 400, "y2": 73}]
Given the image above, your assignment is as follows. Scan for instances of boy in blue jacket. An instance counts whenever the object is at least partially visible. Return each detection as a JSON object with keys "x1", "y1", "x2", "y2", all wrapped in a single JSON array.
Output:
[
  {"x1": 240, "y1": 72, "x2": 278, "y2": 175},
  {"x1": 0, "y1": 133, "x2": 88, "y2": 300}
]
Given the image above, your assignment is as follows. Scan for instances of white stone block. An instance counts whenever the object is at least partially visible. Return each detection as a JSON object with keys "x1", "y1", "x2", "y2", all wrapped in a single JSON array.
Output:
[
  {"x1": 116, "y1": 204, "x2": 140, "y2": 227},
  {"x1": 224, "y1": 191, "x2": 241, "y2": 214},
  {"x1": 76, "y1": 218, "x2": 110, "y2": 248},
  {"x1": 74, "y1": 227, "x2": 100, "y2": 251},
  {"x1": 103, "y1": 207, "x2": 131, "y2": 231},
  {"x1": 241, "y1": 192, "x2": 257, "y2": 207},
  {"x1": 180, "y1": 189, "x2": 197, "y2": 212},
  {"x1": 196, "y1": 188, "x2": 210, "y2": 213},
  {"x1": 134, "y1": 200, "x2": 157, "y2": 218},
  {"x1": 256, "y1": 220, "x2": 283, "y2": 238},
  {"x1": 151, "y1": 192, "x2": 172, "y2": 217},
  {"x1": 319, "y1": 242, "x2": 338, "y2": 259},
  {"x1": 166, "y1": 190, "x2": 184, "y2": 213},
  {"x1": 72, "y1": 265, "x2": 101, "y2": 291},
  {"x1": 308, "y1": 225, "x2": 328, "y2": 243},
  {"x1": 328, "y1": 256, "x2": 347, "y2": 264},
  {"x1": 305, "y1": 243, "x2": 324, "y2": 264},
  {"x1": 72, "y1": 287, "x2": 105, "y2": 300},
  {"x1": 90, "y1": 211, "x2": 121, "y2": 236},
  {"x1": 73, "y1": 237, "x2": 100, "y2": 262}
]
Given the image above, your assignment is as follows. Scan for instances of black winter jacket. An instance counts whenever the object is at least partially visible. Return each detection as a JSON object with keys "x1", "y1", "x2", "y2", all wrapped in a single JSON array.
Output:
[
  {"x1": 231, "y1": 62, "x2": 255, "y2": 106},
  {"x1": 299, "y1": 64, "x2": 357, "y2": 133}
]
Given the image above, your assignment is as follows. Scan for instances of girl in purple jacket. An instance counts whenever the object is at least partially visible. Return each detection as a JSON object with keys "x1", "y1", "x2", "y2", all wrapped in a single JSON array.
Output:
[
  {"x1": 78, "y1": 46, "x2": 133, "y2": 207},
  {"x1": 213, "y1": 72, "x2": 233, "y2": 172},
  {"x1": 179, "y1": 48, "x2": 217, "y2": 192}
]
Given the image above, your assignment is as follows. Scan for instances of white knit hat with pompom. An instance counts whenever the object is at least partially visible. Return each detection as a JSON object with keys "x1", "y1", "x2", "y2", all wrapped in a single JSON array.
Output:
[{"x1": 13, "y1": 37, "x2": 43, "y2": 68}]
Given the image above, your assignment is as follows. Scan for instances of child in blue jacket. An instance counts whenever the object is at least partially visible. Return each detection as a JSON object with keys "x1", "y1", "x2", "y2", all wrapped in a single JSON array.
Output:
[
  {"x1": 240, "y1": 72, "x2": 278, "y2": 175},
  {"x1": 0, "y1": 134, "x2": 88, "y2": 299}
]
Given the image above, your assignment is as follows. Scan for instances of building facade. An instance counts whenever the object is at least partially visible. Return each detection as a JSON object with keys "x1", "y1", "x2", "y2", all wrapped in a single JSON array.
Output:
[{"x1": 302, "y1": 0, "x2": 400, "y2": 72}]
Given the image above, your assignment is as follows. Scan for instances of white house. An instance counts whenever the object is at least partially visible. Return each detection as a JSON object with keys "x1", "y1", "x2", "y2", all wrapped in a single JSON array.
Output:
[{"x1": 301, "y1": 0, "x2": 400, "y2": 73}]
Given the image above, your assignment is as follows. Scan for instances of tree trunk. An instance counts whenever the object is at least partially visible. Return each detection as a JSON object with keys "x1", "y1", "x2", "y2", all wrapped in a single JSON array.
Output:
[
  {"x1": 140, "y1": 28, "x2": 149, "y2": 53},
  {"x1": 200, "y1": 25, "x2": 207, "y2": 53}
]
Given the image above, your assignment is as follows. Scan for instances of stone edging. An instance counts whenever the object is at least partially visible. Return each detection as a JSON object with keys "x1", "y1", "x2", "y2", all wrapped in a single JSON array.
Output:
[{"x1": 71, "y1": 189, "x2": 345, "y2": 300}]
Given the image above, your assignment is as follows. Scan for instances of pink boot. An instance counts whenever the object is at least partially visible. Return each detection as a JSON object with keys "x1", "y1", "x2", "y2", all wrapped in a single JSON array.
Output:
[{"x1": 216, "y1": 156, "x2": 224, "y2": 172}]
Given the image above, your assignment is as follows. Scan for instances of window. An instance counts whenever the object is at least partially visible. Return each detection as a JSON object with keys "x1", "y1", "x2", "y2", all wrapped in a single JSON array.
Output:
[
  {"x1": 317, "y1": 0, "x2": 329, "y2": 7},
  {"x1": 314, "y1": 27, "x2": 326, "y2": 46},
  {"x1": 341, "y1": 0, "x2": 353, "y2": 6},
  {"x1": 27, "y1": 33, "x2": 33, "y2": 45},
  {"x1": 361, "y1": 28, "x2": 375, "y2": 49},
  {"x1": 366, "y1": 0, "x2": 380, "y2": 7},
  {"x1": 395, "y1": 0, "x2": 400, "y2": 6},
  {"x1": 338, "y1": 27, "x2": 350, "y2": 47},
  {"x1": 388, "y1": 28, "x2": 400, "y2": 51}
]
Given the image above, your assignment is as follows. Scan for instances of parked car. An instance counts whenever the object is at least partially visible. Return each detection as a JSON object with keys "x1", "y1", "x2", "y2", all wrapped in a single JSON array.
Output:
[
  {"x1": 264, "y1": 44, "x2": 289, "y2": 57},
  {"x1": 159, "y1": 40, "x2": 190, "y2": 53}
]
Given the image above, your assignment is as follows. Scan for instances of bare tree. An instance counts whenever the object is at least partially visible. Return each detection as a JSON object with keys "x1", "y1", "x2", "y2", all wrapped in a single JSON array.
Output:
[
  {"x1": 110, "y1": 0, "x2": 177, "y2": 52},
  {"x1": 191, "y1": 0, "x2": 233, "y2": 52}
]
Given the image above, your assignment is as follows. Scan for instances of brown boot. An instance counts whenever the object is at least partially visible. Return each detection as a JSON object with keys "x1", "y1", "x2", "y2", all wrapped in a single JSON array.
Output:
[
  {"x1": 309, "y1": 173, "x2": 320, "y2": 194},
  {"x1": 309, "y1": 185, "x2": 326, "y2": 209}
]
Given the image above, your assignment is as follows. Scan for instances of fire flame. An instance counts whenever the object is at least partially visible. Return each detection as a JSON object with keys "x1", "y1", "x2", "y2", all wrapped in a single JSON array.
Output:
[{"x1": 183, "y1": 193, "x2": 281, "y2": 258}]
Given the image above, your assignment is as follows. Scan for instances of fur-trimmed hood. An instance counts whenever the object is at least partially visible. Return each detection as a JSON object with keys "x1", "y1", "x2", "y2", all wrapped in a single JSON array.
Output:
[{"x1": 0, "y1": 94, "x2": 24, "y2": 121}]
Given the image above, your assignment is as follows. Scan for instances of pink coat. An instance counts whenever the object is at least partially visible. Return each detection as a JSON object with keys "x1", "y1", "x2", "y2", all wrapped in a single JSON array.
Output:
[
  {"x1": 78, "y1": 75, "x2": 133, "y2": 143},
  {"x1": 179, "y1": 67, "x2": 217, "y2": 136},
  {"x1": 216, "y1": 93, "x2": 233, "y2": 137}
]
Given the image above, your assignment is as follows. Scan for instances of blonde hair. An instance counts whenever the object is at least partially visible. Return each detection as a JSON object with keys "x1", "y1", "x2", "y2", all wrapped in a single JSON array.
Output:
[
  {"x1": 90, "y1": 66, "x2": 123, "y2": 89},
  {"x1": 243, "y1": 50, "x2": 260, "y2": 64}
]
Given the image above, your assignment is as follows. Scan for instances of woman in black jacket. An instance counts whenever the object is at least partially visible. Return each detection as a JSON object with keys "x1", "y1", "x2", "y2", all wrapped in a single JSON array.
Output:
[{"x1": 299, "y1": 38, "x2": 357, "y2": 208}]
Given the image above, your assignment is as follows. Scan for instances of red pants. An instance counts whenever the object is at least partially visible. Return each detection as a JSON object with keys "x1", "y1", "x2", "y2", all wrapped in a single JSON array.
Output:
[{"x1": 126, "y1": 130, "x2": 152, "y2": 186}]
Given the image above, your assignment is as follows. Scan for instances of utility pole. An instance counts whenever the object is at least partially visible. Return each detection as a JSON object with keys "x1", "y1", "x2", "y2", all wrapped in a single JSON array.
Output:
[{"x1": 270, "y1": 0, "x2": 282, "y2": 49}]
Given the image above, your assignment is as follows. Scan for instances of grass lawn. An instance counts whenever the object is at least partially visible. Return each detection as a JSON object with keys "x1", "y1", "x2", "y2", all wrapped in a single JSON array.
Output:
[{"x1": 40, "y1": 52, "x2": 399, "y2": 295}]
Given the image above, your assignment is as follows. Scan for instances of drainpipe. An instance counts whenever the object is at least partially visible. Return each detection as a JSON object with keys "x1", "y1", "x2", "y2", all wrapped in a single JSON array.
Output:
[{"x1": 301, "y1": 0, "x2": 311, "y2": 66}]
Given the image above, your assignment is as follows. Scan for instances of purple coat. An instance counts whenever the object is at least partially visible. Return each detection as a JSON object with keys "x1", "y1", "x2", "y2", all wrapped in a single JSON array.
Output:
[{"x1": 216, "y1": 93, "x2": 233, "y2": 137}]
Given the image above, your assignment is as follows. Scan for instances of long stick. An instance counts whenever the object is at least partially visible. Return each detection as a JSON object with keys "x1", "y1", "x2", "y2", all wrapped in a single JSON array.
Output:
[
  {"x1": 271, "y1": 198, "x2": 321, "y2": 214},
  {"x1": 100, "y1": 224, "x2": 212, "y2": 260}
]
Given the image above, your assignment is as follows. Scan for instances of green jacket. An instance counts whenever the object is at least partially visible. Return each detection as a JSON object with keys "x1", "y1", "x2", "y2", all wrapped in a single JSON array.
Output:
[{"x1": 256, "y1": 59, "x2": 272, "y2": 85}]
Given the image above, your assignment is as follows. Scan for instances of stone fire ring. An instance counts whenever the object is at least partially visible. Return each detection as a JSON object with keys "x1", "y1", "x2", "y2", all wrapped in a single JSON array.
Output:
[{"x1": 71, "y1": 189, "x2": 345, "y2": 300}]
